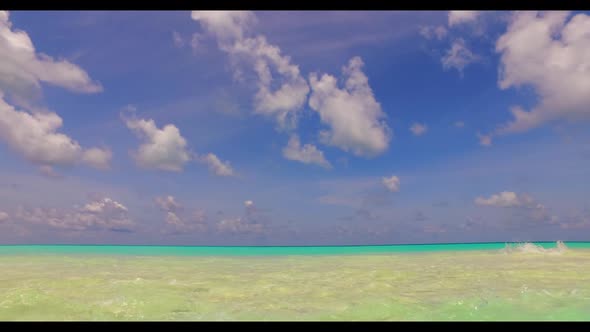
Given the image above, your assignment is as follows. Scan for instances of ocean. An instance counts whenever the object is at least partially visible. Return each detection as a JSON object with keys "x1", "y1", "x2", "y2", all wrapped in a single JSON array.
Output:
[{"x1": 1, "y1": 242, "x2": 589, "y2": 320}]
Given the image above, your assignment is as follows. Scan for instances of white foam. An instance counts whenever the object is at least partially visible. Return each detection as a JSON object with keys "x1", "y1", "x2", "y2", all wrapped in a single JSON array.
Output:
[{"x1": 500, "y1": 241, "x2": 568, "y2": 255}]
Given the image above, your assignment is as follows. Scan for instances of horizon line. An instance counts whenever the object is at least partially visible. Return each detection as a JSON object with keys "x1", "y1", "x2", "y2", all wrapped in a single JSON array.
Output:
[{"x1": 0, "y1": 240, "x2": 582, "y2": 248}]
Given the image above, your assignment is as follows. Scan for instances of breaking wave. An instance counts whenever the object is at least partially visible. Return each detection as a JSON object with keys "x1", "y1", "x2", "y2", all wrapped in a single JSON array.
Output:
[{"x1": 500, "y1": 241, "x2": 568, "y2": 255}]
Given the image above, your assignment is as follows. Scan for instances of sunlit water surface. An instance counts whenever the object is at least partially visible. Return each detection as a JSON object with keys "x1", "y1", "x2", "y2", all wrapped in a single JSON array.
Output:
[{"x1": 1, "y1": 242, "x2": 589, "y2": 321}]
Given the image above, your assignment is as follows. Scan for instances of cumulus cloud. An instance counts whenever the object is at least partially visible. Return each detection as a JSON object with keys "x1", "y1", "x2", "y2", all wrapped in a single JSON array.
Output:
[
  {"x1": 198, "y1": 153, "x2": 235, "y2": 177},
  {"x1": 309, "y1": 56, "x2": 391, "y2": 157},
  {"x1": 0, "y1": 98, "x2": 81, "y2": 165},
  {"x1": 0, "y1": 11, "x2": 101, "y2": 103},
  {"x1": 123, "y1": 115, "x2": 191, "y2": 172},
  {"x1": 81, "y1": 197, "x2": 128, "y2": 213},
  {"x1": 215, "y1": 200, "x2": 268, "y2": 235},
  {"x1": 155, "y1": 195, "x2": 207, "y2": 232},
  {"x1": 191, "y1": 11, "x2": 256, "y2": 41},
  {"x1": 0, "y1": 12, "x2": 110, "y2": 171},
  {"x1": 165, "y1": 211, "x2": 183, "y2": 227},
  {"x1": 0, "y1": 97, "x2": 112, "y2": 170},
  {"x1": 441, "y1": 38, "x2": 479, "y2": 74},
  {"x1": 155, "y1": 195, "x2": 182, "y2": 213},
  {"x1": 493, "y1": 11, "x2": 590, "y2": 135},
  {"x1": 216, "y1": 217, "x2": 265, "y2": 234},
  {"x1": 420, "y1": 11, "x2": 484, "y2": 74},
  {"x1": 244, "y1": 199, "x2": 259, "y2": 218},
  {"x1": 409, "y1": 123, "x2": 428, "y2": 136},
  {"x1": 282, "y1": 135, "x2": 332, "y2": 169},
  {"x1": 194, "y1": 12, "x2": 390, "y2": 160},
  {"x1": 81, "y1": 147, "x2": 112, "y2": 170},
  {"x1": 382, "y1": 175, "x2": 400, "y2": 193},
  {"x1": 475, "y1": 191, "x2": 531, "y2": 208},
  {"x1": 11, "y1": 197, "x2": 133, "y2": 232},
  {"x1": 475, "y1": 192, "x2": 547, "y2": 214},
  {"x1": 475, "y1": 191, "x2": 550, "y2": 222},
  {"x1": 448, "y1": 11, "x2": 480, "y2": 26},
  {"x1": 192, "y1": 11, "x2": 309, "y2": 130}
]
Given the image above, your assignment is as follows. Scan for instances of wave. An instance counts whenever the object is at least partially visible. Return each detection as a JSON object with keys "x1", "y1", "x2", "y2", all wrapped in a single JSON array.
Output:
[{"x1": 500, "y1": 241, "x2": 568, "y2": 255}]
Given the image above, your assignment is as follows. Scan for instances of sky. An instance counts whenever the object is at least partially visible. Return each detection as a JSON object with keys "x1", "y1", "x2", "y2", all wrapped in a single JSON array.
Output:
[{"x1": 0, "y1": 10, "x2": 589, "y2": 245}]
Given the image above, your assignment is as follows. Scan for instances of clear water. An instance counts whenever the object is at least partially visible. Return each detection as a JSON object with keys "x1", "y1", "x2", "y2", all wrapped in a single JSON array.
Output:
[{"x1": 1, "y1": 242, "x2": 589, "y2": 321}]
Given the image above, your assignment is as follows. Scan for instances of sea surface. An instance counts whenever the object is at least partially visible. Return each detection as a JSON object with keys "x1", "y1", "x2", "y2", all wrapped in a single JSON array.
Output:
[{"x1": 1, "y1": 242, "x2": 589, "y2": 321}]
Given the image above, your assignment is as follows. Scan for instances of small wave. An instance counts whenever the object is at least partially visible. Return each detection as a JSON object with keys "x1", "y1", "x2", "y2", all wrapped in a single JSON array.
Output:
[{"x1": 500, "y1": 241, "x2": 568, "y2": 255}]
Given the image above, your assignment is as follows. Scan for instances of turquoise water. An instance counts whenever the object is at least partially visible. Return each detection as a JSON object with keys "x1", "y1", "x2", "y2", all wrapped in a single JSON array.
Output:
[
  {"x1": 1, "y1": 242, "x2": 590, "y2": 320},
  {"x1": 2, "y1": 241, "x2": 589, "y2": 256}
]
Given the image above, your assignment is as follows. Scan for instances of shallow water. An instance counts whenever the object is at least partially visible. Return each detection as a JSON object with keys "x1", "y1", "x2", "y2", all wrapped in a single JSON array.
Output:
[{"x1": 1, "y1": 243, "x2": 589, "y2": 321}]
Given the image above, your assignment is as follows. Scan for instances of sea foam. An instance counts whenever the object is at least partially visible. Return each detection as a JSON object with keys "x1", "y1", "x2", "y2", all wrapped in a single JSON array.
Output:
[{"x1": 500, "y1": 241, "x2": 568, "y2": 255}]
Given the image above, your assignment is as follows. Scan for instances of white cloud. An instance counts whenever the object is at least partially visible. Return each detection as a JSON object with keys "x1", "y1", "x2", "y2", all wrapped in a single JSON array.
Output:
[
  {"x1": 0, "y1": 12, "x2": 110, "y2": 172},
  {"x1": 198, "y1": 153, "x2": 234, "y2": 177},
  {"x1": 0, "y1": 211, "x2": 8, "y2": 222},
  {"x1": 0, "y1": 11, "x2": 102, "y2": 103},
  {"x1": 475, "y1": 191, "x2": 535, "y2": 208},
  {"x1": 82, "y1": 148, "x2": 112, "y2": 170},
  {"x1": 244, "y1": 199, "x2": 258, "y2": 216},
  {"x1": 191, "y1": 11, "x2": 256, "y2": 41},
  {"x1": 123, "y1": 116, "x2": 191, "y2": 172},
  {"x1": 236, "y1": 36, "x2": 310, "y2": 129},
  {"x1": 382, "y1": 175, "x2": 400, "y2": 193},
  {"x1": 0, "y1": 97, "x2": 112, "y2": 170},
  {"x1": 165, "y1": 211, "x2": 183, "y2": 227},
  {"x1": 309, "y1": 56, "x2": 391, "y2": 157},
  {"x1": 282, "y1": 135, "x2": 332, "y2": 169},
  {"x1": 0, "y1": 98, "x2": 80, "y2": 165},
  {"x1": 81, "y1": 197, "x2": 128, "y2": 214},
  {"x1": 475, "y1": 191, "x2": 550, "y2": 221},
  {"x1": 192, "y1": 11, "x2": 309, "y2": 130},
  {"x1": 477, "y1": 132, "x2": 492, "y2": 146},
  {"x1": 216, "y1": 217, "x2": 265, "y2": 234},
  {"x1": 419, "y1": 25, "x2": 448, "y2": 40},
  {"x1": 448, "y1": 11, "x2": 480, "y2": 26},
  {"x1": 494, "y1": 11, "x2": 590, "y2": 135},
  {"x1": 155, "y1": 195, "x2": 182, "y2": 213},
  {"x1": 441, "y1": 38, "x2": 479, "y2": 74},
  {"x1": 155, "y1": 195, "x2": 207, "y2": 232},
  {"x1": 12, "y1": 197, "x2": 133, "y2": 231},
  {"x1": 409, "y1": 123, "x2": 428, "y2": 136},
  {"x1": 454, "y1": 121, "x2": 465, "y2": 128},
  {"x1": 215, "y1": 200, "x2": 269, "y2": 235}
]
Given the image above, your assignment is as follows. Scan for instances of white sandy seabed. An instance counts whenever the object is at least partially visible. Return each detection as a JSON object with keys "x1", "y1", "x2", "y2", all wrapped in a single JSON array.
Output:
[{"x1": 0, "y1": 241, "x2": 589, "y2": 321}]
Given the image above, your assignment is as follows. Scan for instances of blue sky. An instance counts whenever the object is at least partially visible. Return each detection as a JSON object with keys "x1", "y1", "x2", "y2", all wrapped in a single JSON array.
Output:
[{"x1": 0, "y1": 10, "x2": 589, "y2": 245}]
